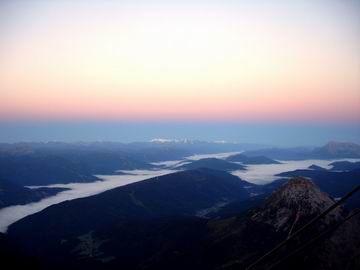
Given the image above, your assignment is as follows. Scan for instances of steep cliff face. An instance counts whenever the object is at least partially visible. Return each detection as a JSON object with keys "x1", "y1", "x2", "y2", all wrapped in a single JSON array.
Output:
[
  {"x1": 300, "y1": 209, "x2": 360, "y2": 270},
  {"x1": 251, "y1": 177, "x2": 343, "y2": 232},
  {"x1": 207, "y1": 177, "x2": 350, "y2": 270}
]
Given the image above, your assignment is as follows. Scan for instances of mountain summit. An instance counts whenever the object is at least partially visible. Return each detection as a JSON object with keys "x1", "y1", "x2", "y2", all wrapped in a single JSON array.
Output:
[
  {"x1": 312, "y1": 141, "x2": 360, "y2": 158},
  {"x1": 251, "y1": 177, "x2": 343, "y2": 231}
]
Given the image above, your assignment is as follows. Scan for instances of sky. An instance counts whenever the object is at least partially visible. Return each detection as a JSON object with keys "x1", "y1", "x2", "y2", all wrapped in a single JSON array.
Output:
[{"x1": 0, "y1": 0, "x2": 359, "y2": 144}]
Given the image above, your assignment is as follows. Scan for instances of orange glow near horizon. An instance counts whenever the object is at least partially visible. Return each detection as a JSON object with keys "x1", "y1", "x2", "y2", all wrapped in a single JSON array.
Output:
[{"x1": 0, "y1": 1, "x2": 359, "y2": 123}]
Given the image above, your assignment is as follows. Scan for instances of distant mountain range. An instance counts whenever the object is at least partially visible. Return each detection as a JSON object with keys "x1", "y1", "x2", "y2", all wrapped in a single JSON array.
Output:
[
  {"x1": 244, "y1": 141, "x2": 360, "y2": 160},
  {"x1": 5, "y1": 175, "x2": 359, "y2": 270},
  {"x1": 0, "y1": 140, "x2": 267, "y2": 163},
  {"x1": 0, "y1": 144, "x2": 161, "y2": 208},
  {"x1": 0, "y1": 153, "x2": 100, "y2": 186},
  {"x1": 0, "y1": 145, "x2": 157, "y2": 186},
  {"x1": 0, "y1": 140, "x2": 358, "y2": 209},
  {"x1": 311, "y1": 141, "x2": 360, "y2": 159}
]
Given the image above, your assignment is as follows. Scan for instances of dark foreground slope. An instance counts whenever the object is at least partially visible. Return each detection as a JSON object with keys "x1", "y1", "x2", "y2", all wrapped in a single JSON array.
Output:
[
  {"x1": 7, "y1": 169, "x2": 255, "y2": 255},
  {"x1": 6, "y1": 174, "x2": 360, "y2": 270}
]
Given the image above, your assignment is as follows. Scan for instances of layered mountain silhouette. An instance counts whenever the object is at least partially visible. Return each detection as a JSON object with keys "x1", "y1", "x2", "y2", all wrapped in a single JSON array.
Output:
[
  {"x1": 329, "y1": 161, "x2": 360, "y2": 171},
  {"x1": 244, "y1": 141, "x2": 360, "y2": 160},
  {"x1": 8, "y1": 169, "x2": 255, "y2": 233},
  {"x1": 0, "y1": 154, "x2": 99, "y2": 186},
  {"x1": 0, "y1": 148, "x2": 155, "y2": 186},
  {"x1": 0, "y1": 140, "x2": 265, "y2": 163},
  {"x1": 1, "y1": 141, "x2": 359, "y2": 269},
  {"x1": 6, "y1": 173, "x2": 359, "y2": 270}
]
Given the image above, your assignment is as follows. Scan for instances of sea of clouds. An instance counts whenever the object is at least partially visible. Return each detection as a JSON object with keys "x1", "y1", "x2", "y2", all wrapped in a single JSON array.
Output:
[{"x1": 0, "y1": 152, "x2": 358, "y2": 233}]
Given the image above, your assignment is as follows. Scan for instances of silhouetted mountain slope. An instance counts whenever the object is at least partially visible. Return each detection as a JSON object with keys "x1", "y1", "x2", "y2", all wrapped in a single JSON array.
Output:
[
  {"x1": 208, "y1": 178, "x2": 360, "y2": 269},
  {"x1": 308, "y1": 164, "x2": 327, "y2": 171},
  {"x1": 0, "y1": 153, "x2": 99, "y2": 185},
  {"x1": 0, "y1": 148, "x2": 156, "y2": 185},
  {"x1": 178, "y1": 158, "x2": 245, "y2": 171},
  {"x1": 226, "y1": 153, "x2": 280, "y2": 164},
  {"x1": 329, "y1": 161, "x2": 360, "y2": 171},
  {"x1": 0, "y1": 178, "x2": 68, "y2": 209},
  {"x1": 8, "y1": 168, "x2": 255, "y2": 236},
  {"x1": 8, "y1": 177, "x2": 359, "y2": 270},
  {"x1": 207, "y1": 195, "x2": 267, "y2": 219},
  {"x1": 7, "y1": 169, "x2": 258, "y2": 269}
]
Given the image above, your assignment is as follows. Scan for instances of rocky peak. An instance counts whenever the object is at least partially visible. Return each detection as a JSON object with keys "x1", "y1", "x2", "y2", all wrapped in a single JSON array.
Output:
[
  {"x1": 251, "y1": 177, "x2": 343, "y2": 232},
  {"x1": 321, "y1": 141, "x2": 360, "y2": 156}
]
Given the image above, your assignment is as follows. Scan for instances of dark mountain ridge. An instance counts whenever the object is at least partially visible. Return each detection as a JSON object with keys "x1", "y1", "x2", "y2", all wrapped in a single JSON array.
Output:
[
  {"x1": 178, "y1": 158, "x2": 246, "y2": 171},
  {"x1": 226, "y1": 153, "x2": 281, "y2": 164},
  {"x1": 329, "y1": 160, "x2": 360, "y2": 171},
  {"x1": 0, "y1": 147, "x2": 156, "y2": 186},
  {"x1": 6, "y1": 175, "x2": 359, "y2": 270},
  {"x1": 8, "y1": 169, "x2": 255, "y2": 237},
  {"x1": 308, "y1": 164, "x2": 327, "y2": 171},
  {"x1": 0, "y1": 153, "x2": 99, "y2": 186},
  {"x1": 244, "y1": 141, "x2": 360, "y2": 160},
  {"x1": 0, "y1": 140, "x2": 267, "y2": 163}
]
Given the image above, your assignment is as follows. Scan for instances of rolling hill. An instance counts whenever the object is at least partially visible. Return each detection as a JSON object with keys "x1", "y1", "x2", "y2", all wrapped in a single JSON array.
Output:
[{"x1": 178, "y1": 158, "x2": 245, "y2": 171}]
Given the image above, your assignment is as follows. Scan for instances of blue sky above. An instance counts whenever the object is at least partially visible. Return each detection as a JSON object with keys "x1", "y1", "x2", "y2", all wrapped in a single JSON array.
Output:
[{"x1": 0, "y1": 0, "x2": 359, "y2": 146}]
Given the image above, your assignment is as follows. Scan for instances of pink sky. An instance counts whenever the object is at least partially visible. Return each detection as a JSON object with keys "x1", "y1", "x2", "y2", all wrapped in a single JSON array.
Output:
[{"x1": 0, "y1": 1, "x2": 359, "y2": 123}]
